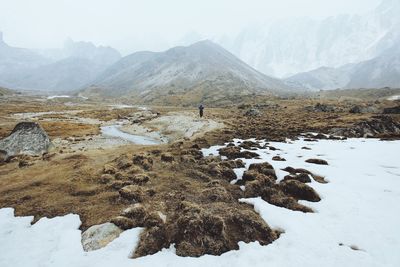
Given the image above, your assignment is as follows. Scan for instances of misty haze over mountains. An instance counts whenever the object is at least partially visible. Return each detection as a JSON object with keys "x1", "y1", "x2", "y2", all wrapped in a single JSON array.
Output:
[
  {"x1": 0, "y1": 0, "x2": 399, "y2": 95},
  {"x1": 0, "y1": 33, "x2": 121, "y2": 92}
]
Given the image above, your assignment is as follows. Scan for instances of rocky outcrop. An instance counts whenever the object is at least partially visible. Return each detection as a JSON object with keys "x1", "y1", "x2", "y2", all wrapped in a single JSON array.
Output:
[
  {"x1": 0, "y1": 122, "x2": 52, "y2": 160},
  {"x1": 349, "y1": 105, "x2": 378, "y2": 114},
  {"x1": 305, "y1": 103, "x2": 336, "y2": 113},
  {"x1": 329, "y1": 115, "x2": 400, "y2": 138}
]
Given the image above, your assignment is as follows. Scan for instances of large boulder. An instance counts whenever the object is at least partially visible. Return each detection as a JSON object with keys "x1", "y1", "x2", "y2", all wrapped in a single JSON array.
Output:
[
  {"x1": 81, "y1": 222, "x2": 123, "y2": 251},
  {"x1": 0, "y1": 122, "x2": 52, "y2": 160}
]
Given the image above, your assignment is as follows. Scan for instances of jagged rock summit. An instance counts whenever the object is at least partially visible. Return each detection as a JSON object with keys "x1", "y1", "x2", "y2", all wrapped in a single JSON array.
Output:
[{"x1": 0, "y1": 122, "x2": 52, "y2": 160}]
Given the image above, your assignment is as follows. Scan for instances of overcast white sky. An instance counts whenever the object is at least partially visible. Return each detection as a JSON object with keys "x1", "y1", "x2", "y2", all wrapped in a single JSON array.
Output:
[{"x1": 0, "y1": 0, "x2": 382, "y2": 54}]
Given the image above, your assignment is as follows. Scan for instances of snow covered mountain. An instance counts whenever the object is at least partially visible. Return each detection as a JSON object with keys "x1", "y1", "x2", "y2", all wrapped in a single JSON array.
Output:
[
  {"x1": 83, "y1": 40, "x2": 291, "y2": 103},
  {"x1": 0, "y1": 34, "x2": 121, "y2": 92},
  {"x1": 285, "y1": 35, "x2": 400, "y2": 90},
  {"x1": 218, "y1": 0, "x2": 400, "y2": 78}
]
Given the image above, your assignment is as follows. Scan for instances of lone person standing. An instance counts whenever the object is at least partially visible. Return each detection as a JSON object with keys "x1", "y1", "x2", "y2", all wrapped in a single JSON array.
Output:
[{"x1": 199, "y1": 104, "x2": 204, "y2": 118}]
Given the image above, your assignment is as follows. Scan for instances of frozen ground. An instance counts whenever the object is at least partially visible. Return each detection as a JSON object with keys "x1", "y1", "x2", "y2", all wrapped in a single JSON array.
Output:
[
  {"x1": 101, "y1": 125, "x2": 163, "y2": 145},
  {"x1": 1, "y1": 138, "x2": 399, "y2": 267},
  {"x1": 119, "y1": 112, "x2": 224, "y2": 143}
]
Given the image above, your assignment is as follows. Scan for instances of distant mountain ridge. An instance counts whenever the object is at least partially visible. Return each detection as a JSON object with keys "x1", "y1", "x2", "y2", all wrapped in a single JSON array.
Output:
[
  {"x1": 217, "y1": 0, "x2": 400, "y2": 78},
  {"x1": 0, "y1": 33, "x2": 121, "y2": 92},
  {"x1": 82, "y1": 40, "x2": 292, "y2": 104},
  {"x1": 285, "y1": 37, "x2": 400, "y2": 90}
]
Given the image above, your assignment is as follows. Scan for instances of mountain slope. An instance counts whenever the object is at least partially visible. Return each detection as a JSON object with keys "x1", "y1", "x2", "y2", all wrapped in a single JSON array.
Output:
[
  {"x1": 346, "y1": 44, "x2": 400, "y2": 89},
  {"x1": 84, "y1": 40, "x2": 291, "y2": 104},
  {"x1": 284, "y1": 65, "x2": 355, "y2": 90},
  {"x1": 217, "y1": 0, "x2": 400, "y2": 78},
  {"x1": 0, "y1": 33, "x2": 121, "y2": 92},
  {"x1": 285, "y1": 37, "x2": 400, "y2": 90},
  {"x1": 0, "y1": 86, "x2": 13, "y2": 96},
  {"x1": 0, "y1": 32, "x2": 50, "y2": 88}
]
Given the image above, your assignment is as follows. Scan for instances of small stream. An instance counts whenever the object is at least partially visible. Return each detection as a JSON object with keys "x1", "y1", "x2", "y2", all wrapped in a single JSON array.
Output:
[{"x1": 101, "y1": 125, "x2": 161, "y2": 145}]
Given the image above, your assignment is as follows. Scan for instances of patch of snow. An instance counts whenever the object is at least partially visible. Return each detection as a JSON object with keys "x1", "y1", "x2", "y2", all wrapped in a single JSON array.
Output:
[
  {"x1": 47, "y1": 95, "x2": 71, "y2": 100},
  {"x1": 387, "y1": 95, "x2": 400, "y2": 100},
  {"x1": 108, "y1": 104, "x2": 135, "y2": 109},
  {"x1": 0, "y1": 209, "x2": 143, "y2": 267}
]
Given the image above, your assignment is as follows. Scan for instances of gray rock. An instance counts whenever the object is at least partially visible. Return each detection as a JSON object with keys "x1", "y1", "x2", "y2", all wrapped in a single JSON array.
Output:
[
  {"x1": 305, "y1": 103, "x2": 336, "y2": 112},
  {"x1": 0, "y1": 122, "x2": 52, "y2": 160},
  {"x1": 349, "y1": 105, "x2": 378, "y2": 114},
  {"x1": 245, "y1": 108, "x2": 261, "y2": 117},
  {"x1": 81, "y1": 222, "x2": 123, "y2": 251}
]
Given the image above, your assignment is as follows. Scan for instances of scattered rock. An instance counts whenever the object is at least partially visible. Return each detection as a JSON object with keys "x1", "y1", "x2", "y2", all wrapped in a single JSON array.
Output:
[
  {"x1": 305, "y1": 103, "x2": 336, "y2": 113},
  {"x1": 0, "y1": 122, "x2": 52, "y2": 160},
  {"x1": 81, "y1": 223, "x2": 123, "y2": 251},
  {"x1": 306, "y1": 158, "x2": 329, "y2": 165},
  {"x1": 349, "y1": 105, "x2": 378, "y2": 114},
  {"x1": 329, "y1": 115, "x2": 400, "y2": 138},
  {"x1": 244, "y1": 108, "x2": 261, "y2": 117}
]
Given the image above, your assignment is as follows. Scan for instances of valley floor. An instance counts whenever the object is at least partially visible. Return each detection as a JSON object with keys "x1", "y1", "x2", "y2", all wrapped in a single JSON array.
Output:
[{"x1": 0, "y1": 95, "x2": 399, "y2": 266}]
